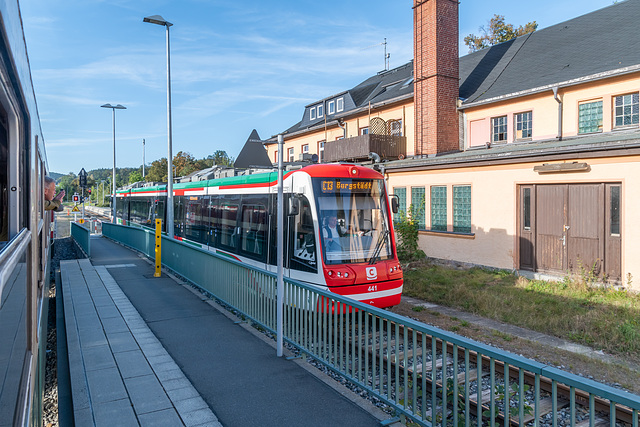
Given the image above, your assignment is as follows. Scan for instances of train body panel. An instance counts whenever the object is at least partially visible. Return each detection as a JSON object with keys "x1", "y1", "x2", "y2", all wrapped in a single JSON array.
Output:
[
  {"x1": 0, "y1": 1, "x2": 53, "y2": 425},
  {"x1": 115, "y1": 164, "x2": 403, "y2": 308}
]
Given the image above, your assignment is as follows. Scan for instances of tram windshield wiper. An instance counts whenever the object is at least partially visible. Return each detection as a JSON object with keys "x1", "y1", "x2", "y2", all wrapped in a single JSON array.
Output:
[{"x1": 368, "y1": 229, "x2": 389, "y2": 265}]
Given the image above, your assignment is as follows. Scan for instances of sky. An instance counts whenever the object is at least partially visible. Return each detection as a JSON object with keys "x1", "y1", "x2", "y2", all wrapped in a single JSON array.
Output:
[{"x1": 20, "y1": 0, "x2": 615, "y2": 175}]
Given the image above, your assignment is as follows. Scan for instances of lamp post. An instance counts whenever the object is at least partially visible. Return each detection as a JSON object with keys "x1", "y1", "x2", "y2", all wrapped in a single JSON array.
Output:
[
  {"x1": 144, "y1": 14, "x2": 174, "y2": 238},
  {"x1": 100, "y1": 180, "x2": 105, "y2": 206},
  {"x1": 100, "y1": 103, "x2": 126, "y2": 223},
  {"x1": 142, "y1": 139, "x2": 146, "y2": 179}
]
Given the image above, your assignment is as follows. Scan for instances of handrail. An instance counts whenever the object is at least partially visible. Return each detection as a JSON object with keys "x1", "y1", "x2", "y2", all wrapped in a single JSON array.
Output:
[{"x1": 0, "y1": 228, "x2": 31, "y2": 295}]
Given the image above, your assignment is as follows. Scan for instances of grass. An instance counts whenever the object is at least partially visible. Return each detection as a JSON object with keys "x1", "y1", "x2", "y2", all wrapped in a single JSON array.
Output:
[{"x1": 402, "y1": 262, "x2": 640, "y2": 362}]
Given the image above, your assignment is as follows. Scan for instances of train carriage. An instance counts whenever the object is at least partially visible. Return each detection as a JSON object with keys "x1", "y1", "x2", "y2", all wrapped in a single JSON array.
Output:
[
  {"x1": 116, "y1": 163, "x2": 403, "y2": 308},
  {"x1": 0, "y1": 1, "x2": 55, "y2": 425}
]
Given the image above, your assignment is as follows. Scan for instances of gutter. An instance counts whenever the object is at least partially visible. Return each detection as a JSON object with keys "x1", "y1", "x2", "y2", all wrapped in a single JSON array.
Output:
[{"x1": 553, "y1": 86, "x2": 563, "y2": 141}]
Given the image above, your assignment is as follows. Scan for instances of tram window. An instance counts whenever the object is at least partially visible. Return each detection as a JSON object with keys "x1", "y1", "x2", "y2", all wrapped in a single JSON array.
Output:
[
  {"x1": 239, "y1": 201, "x2": 267, "y2": 261},
  {"x1": 218, "y1": 196, "x2": 239, "y2": 252},
  {"x1": 130, "y1": 197, "x2": 153, "y2": 228},
  {"x1": 185, "y1": 196, "x2": 208, "y2": 245},
  {"x1": 154, "y1": 198, "x2": 165, "y2": 231},
  {"x1": 290, "y1": 195, "x2": 316, "y2": 273},
  {"x1": 174, "y1": 197, "x2": 186, "y2": 238}
]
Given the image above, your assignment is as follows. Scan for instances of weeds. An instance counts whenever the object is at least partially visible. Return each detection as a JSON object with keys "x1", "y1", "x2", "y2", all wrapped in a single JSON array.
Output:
[{"x1": 402, "y1": 262, "x2": 640, "y2": 361}]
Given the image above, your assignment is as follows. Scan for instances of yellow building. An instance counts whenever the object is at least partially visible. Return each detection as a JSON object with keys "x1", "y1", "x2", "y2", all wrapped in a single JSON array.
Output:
[{"x1": 265, "y1": 0, "x2": 640, "y2": 290}]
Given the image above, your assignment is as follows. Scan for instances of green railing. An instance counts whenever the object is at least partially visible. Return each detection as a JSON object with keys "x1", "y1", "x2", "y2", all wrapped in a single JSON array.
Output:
[
  {"x1": 70, "y1": 222, "x2": 90, "y2": 257},
  {"x1": 102, "y1": 223, "x2": 640, "y2": 426}
]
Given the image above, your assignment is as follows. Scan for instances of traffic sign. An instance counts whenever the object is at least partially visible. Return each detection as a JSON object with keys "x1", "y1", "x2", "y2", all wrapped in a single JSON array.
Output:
[
  {"x1": 72, "y1": 205, "x2": 80, "y2": 212},
  {"x1": 78, "y1": 219, "x2": 85, "y2": 224}
]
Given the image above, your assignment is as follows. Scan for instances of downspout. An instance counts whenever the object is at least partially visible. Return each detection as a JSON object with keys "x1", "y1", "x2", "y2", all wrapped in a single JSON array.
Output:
[
  {"x1": 337, "y1": 119, "x2": 346, "y2": 138},
  {"x1": 553, "y1": 86, "x2": 563, "y2": 141}
]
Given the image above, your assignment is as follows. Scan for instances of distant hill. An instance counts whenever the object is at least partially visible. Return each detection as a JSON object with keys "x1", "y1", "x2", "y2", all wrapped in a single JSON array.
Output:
[{"x1": 50, "y1": 172, "x2": 65, "y2": 181}]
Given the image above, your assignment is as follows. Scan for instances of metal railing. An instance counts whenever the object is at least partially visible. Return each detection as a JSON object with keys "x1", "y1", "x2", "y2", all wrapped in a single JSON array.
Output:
[
  {"x1": 103, "y1": 223, "x2": 640, "y2": 426},
  {"x1": 70, "y1": 222, "x2": 90, "y2": 257}
]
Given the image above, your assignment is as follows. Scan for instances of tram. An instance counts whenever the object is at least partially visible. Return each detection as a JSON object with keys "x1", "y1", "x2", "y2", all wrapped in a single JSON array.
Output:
[
  {"x1": 116, "y1": 163, "x2": 403, "y2": 308},
  {"x1": 0, "y1": 1, "x2": 54, "y2": 425}
]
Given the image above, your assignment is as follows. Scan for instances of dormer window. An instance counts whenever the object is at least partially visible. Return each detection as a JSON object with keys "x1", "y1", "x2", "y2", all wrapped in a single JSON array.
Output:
[
  {"x1": 317, "y1": 104, "x2": 323, "y2": 118},
  {"x1": 337, "y1": 97, "x2": 344, "y2": 112},
  {"x1": 310, "y1": 107, "x2": 316, "y2": 120},
  {"x1": 328, "y1": 100, "x2": 335, "y2": 115}
]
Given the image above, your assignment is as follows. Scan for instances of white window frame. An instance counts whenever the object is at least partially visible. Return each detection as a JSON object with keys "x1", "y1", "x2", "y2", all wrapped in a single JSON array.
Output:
[
  {"x1": 328, "y1": 100, "x2": 335, "y2": 115},
  {"x1": 288, "y1": 147, "x2": 294, "y2": 162},
  {"x1": 302, "y1": 144, "x2": 309, "y2": 154},
  {"x1": 360, "y1": 127, "x2": 369, "y2": 135},
  {"x1": 310, "y1": 107, "x2": 316, "y2": 121},
  {"x1": 317, "y1": 104, "x2": 323, "y2": 118},
  {"x1": 337, "y1": 97, "x2": 344, "y2": 112}
]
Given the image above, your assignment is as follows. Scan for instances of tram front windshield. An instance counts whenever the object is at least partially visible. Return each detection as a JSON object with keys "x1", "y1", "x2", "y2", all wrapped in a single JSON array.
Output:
[{"x1": 313, "y1": 178, "x2": 393, "y2": 265}]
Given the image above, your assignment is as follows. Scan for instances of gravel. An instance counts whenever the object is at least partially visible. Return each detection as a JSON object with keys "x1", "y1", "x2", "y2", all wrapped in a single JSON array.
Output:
[{"x1": 43, "y1": 237, "x2": 84, "y2": 427}]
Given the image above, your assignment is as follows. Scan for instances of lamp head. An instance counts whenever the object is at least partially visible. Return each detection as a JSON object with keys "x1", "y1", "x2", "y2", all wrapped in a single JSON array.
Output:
[{"x1": 144, "y1": 15, "x2": 173, "y2": 27}]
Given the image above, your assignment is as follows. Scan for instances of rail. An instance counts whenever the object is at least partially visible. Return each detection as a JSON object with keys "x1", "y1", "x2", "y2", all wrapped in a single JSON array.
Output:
[
  {"x1": 102, "y1": 223, "x2": 640, "y2": 426},
  {"x1": 70, "y1": 222, "x2": 90, "y2": 257},
  {"x1": 0, "y1": 228, "x2": 31, "y2": 296}
]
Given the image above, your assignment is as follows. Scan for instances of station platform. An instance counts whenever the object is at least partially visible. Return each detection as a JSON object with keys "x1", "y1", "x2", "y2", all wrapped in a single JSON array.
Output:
[{"x1": 58, "y1": 236, "x2": 387, "y2": 426}]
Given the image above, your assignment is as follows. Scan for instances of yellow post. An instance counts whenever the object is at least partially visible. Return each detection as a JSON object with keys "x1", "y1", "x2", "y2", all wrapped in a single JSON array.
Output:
[{"x1": 154, "y1": 219, "x2": 162, "y2": 277}]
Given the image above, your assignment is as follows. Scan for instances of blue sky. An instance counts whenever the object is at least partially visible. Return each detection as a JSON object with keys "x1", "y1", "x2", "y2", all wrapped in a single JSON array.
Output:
[{"x1": 20, "y1": 0, "x2": 613, "y2": 175}]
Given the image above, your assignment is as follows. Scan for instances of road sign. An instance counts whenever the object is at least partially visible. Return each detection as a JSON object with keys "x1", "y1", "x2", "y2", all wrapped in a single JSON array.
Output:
[
  {"x1": 78, "y1": 218, "x2": 85, "y2": 224},
  {"x1": 72, "y1": 205, "x2": 80, "y2": 212}
]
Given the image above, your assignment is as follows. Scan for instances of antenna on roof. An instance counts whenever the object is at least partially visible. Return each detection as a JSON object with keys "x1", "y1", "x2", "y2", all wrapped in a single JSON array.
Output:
[{"x1": 361, "y1": 38, "x2": 390, "y2": 72}]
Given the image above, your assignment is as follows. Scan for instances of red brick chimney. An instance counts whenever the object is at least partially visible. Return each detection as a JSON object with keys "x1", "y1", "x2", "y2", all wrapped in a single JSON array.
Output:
[{"x1": 413, "y1": 0, "x2": 459, "y2": 156}]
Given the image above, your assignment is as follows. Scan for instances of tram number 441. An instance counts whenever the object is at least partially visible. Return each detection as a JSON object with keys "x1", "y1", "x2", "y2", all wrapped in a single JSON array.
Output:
[{"x1": 367, "y1": 285, "x2": 378, "y2": 292}]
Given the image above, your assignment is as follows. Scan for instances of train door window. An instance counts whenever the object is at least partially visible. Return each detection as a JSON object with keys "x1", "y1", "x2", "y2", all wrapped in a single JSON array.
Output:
[
  {"x1": 290, "y1": 195, "x2": 316, "y2": 273},
  {"x1": 208, "y1": 196, "x2": 219, "y2": 248},
  {"x1": 174, "y1": 197, "x2": 186, "y2": 238},
  {"x1": 239, "y1": 197, "x2": 268, "y2": 262},
  {"x1": 0, "y1": 109, "x2": 7, "y2": 243},
  {"x1": 218, "y1": 195, "x2": 240, "y2": 252},
  {"x1": 185, "y1": 196, "x2": 208, "y2": 245}
]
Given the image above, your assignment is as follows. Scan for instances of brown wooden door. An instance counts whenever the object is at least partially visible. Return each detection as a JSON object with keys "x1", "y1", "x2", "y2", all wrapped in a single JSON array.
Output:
[
  {"x1": 566, "y1": 184, "x2": 604, "y2": 275},
  {"x1": 520, "y1": 183, "x2": 620, "y2": 280},
  {"x1": 535, "y1": 185, "x2": 566, "y2": 273}
]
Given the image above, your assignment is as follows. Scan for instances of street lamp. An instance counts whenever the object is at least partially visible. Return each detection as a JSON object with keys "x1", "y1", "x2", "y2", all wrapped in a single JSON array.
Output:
[
  {"x1": 142, "y1": 138, "x2": 146, "y2": 179},
  {"x1": 144, "y1": 14, "x2": 174, "y2": 238},
  {"x1": 100, "y1": 103, "x2": 126, "y2": 223},
  {"x1": 100, "y1": 180, "x2": 105, "y2": 206}
]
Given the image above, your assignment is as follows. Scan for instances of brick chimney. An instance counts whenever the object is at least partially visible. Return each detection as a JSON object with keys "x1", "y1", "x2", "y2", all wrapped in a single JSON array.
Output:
[{"x1": 413, "y1": 0, "x2": 459, "y2": 156}]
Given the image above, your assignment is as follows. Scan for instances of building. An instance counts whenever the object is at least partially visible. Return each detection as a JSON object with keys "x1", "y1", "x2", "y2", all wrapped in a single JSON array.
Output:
[{"x1": 264, "y1": 0, "x2": 640, "y2": 289}]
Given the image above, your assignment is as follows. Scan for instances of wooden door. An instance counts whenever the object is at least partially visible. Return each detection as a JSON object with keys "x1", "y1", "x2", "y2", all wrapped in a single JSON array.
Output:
[
  {"x1": 535, "y1": 185, "x2": 566, "y2": 273},
  {"x1": 566, "y1": 184, "x2": 604, "y2": 275}
]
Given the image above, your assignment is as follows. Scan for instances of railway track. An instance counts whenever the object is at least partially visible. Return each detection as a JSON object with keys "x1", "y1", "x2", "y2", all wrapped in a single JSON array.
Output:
[{"x1": 285, "y1": 307, "x2": 638, "y2": 426}]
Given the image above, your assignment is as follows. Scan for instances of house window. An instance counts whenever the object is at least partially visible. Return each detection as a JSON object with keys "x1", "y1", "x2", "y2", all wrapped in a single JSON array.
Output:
[
  {"x1": 614, "y1": 93, "x2": 639, "y2": 127},
  {"x1": 389, "y1": 119, "x2": 402, "y2": 136},
  {"x1": 310, "y1": 107, "x2": 316, "y2": 121},
  {"x1": 360, "y1": 127, "x2": 369, "y2": 135},
  {"x1": 515, "y1": 111, "x2": 532, "y2": 140},
  {"x1": 430, "y1": 186, "x2": 447, "y2": 231},
  {"x1": 578, "y1": 100, "x2": 603, "y2": 133},
  {"x1": 453, "y1": 185, "x2": 471, "y2": 233},
  {"x1": 274, "y1": 150, "x2": 278, "y2": 163},
  {"x1": 317, "y1": 104, "x2": 323, "y2": 118},
  {"x1": 523, "y1": 187, "x2": 531, "y2": 230},
  {"x1": 610, "y1": 185, "x2": 620, "y2": 235},
  {"x1": 394, "y1": 187, "x2": 407, "y2": 222},
  {"x1": 288, "y1": 147, "x2": 294, "y2": 162},
  {"x1": 302, "y1": 144, "x2": 309, "y2": 154},
  {"x1": 318, "y1": 140, "x2": 325, "y2": 162},
  {"x1": 491, "y1": 116, "x2": 507, "y2": 142},
  {"x1": 411, "y1": 186, "x2": 425, "y2": 229},
  {"x1": 337, "y1": 97, "x2": 344, "y2": 112},
  {"x1": 328, "y1": 100, "x2": 335, "y2": 115}
]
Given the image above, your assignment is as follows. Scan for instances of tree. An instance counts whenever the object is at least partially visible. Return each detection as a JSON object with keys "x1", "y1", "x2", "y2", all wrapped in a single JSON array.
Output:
[
  {"x1": 208, "y1": 150, "x2": 234, "y2": 167},
  {"x1": 146, "y1": 158, "x2": 168, "y2": 182},
  {"x1": 173, "y1": 151, "x2": 197, "y2": 177},
  {"x1": 464, "y1": 14, "x2": 537, "y2": 53},
  {"x1": 129, "y1": 171, "x2": 143, "y2": 184}
]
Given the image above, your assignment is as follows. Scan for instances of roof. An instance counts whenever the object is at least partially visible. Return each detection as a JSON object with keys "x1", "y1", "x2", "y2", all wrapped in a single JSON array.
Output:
[
  {"x1": 460, "y1": 0, "x2": 640, "y2": 105},
  {"x1": 235, "y1": 129, "x2": 273, "y2": 169},
  {"x1": 274, "y1": 0, "x2": 640, "y2": 138}
]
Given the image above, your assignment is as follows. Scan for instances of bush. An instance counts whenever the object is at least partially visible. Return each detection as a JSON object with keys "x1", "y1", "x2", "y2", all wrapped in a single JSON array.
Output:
[{"x1": 394, "y1": 208, "x2": 426, "y2": 262}]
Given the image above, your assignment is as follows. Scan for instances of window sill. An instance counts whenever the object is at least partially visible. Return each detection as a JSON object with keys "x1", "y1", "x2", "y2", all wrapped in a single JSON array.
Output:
[
  {"x1": 612, "y1": 125, "x2": 639, "y2": 131},
  {"x1": 419, "y1": 229, "x2": 475, "y2": 239}
]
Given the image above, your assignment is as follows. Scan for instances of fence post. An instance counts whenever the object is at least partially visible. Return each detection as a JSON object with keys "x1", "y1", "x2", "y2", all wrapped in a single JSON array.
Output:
[{"x1": 154, "y1": 219, "x2": 162, "y2": 277}]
